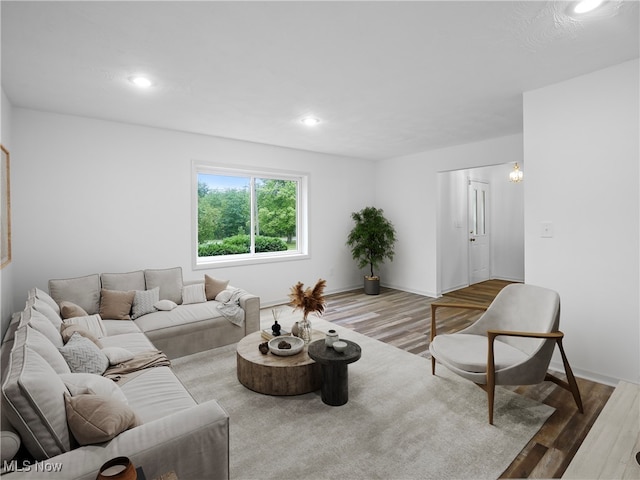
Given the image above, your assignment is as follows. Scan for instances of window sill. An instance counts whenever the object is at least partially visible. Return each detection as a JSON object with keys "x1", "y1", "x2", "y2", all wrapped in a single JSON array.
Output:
[{"x1": 194, "y1": 252, "x2": 310, "y2": 270}]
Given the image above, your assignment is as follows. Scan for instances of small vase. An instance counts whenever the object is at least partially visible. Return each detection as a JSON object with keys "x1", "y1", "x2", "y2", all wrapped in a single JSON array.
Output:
[
  {"x1": 299, "y1": 317, "x2": 312, "y2": 344},
  {"x1": 325, "y1": 329, "x2": 339, "y2": 347},
  {"x1": 291, "y1": 321, "x2": 300, "y2": 337}
]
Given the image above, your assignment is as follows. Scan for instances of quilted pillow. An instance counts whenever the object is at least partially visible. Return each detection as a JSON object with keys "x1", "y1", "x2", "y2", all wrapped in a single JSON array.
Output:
[
  {"x1": 131, "y1": 287, "x2": 159, "y2": 319},
  {"x1": 64, "y1": 393, "x2": 140, "y2": 446},
  {"x1": 58, "y1": 333, "x2": 109, "y2": 375}
]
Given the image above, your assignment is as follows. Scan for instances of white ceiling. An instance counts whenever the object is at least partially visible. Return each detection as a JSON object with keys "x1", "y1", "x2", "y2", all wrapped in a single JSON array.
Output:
[{"x1": 2, "y1": 1, "x2": 638, "y2": 161}]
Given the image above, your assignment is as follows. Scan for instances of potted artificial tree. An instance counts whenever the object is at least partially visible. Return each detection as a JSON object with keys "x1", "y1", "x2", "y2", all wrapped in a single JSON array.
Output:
[{"x1": 346, "y1": 206, "x2": 397, "y2": 295}]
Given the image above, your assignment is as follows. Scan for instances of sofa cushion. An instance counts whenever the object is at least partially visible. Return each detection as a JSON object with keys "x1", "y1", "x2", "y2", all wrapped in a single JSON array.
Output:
[
  {"x1": 99, "y1": 289, "x2": 135, "y2": 320},
  {"x1": 49, "y1": 274, "x2": 101, "y2": 315},
  {"x1": 119, "y1": 366, "x2": 196, "y2": 424},
  {"x1": 98, "y1": 332, "x2": 157, "y2": 355},
  {"x1": 22, "y1": 305, "x2": 63, "y2": 348},
  {"x1": 64, "y1": 392, "x2": 140, "y2": 446},
  {"x1": 205, "y1": 275, "x2": 229, "y2": 301},
  {"x1": 62, "y1": 314, "x2": 106, "y2": 339},
  {"x1": 144, "y1": 267, "x2": 183, "y2": 305},
  {"x1": 59, "y1": 300, "x2": 89, "y2": 319},
  {"x1": 131, "y1": 287, "x2": 160, "y2": 320},
  {"x1": 22, "y1": 325, "x2": 70, "y2": 375},
  {"x1": 58, "y1": 333, "x2": 109, "y2": 375},
  {"x1": 100, "y1": 271, "x2": 145, "y2": 292},
  {"x1": 1, "y1": 326, "x2": 72, "y2": 459},
  {"x1": 28, "y1": 287, "x2": 61, "y2": 315},
  {"x1": 182, "y1": 283, "x2": 206, "y2": 305},
  {"x1": 59, "y1": 372, "x2": 128, "y2": 404},
  {"x1": 101, "y1": 319, "x2": 143, "y2": 337},
  {"x1": 32, "y1": 298, "x2": 63, "y2": 330}
]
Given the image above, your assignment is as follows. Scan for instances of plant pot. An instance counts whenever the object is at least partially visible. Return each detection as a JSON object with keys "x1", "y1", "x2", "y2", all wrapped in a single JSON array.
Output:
[{"x1": 364, "y1": 276, "x2": 380, "y2": 295}]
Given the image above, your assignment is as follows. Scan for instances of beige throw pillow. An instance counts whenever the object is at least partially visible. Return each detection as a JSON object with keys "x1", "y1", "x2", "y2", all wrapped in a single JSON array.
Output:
[
  {"x1": 99, "y1": 289, "x2": 135, "y2": 320},
  {"x1": 64, "y1": 393, "x2": 140, "y2": 445},
  {"x1": 59, "y1": 301, "x2": 89, "y2": 319},
  {"x1": 205, "y1": 275, "x2": 229, "y2": 301}
]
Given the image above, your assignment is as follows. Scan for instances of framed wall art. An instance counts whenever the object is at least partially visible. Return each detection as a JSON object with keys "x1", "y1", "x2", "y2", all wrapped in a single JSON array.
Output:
[{"x1": 1, "y1": 145, "x2": 11, "y2": 268}]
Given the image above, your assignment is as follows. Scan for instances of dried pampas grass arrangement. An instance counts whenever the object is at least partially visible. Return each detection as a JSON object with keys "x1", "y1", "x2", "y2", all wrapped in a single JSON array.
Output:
[{"x1": 288, "y1": 279, "x2": 327, "y2": 320}]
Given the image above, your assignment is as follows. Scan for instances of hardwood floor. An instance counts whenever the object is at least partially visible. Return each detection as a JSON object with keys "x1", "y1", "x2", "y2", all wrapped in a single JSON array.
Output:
[{"x1": 322, "y1": 280, "x2": 614, "y2": 479}]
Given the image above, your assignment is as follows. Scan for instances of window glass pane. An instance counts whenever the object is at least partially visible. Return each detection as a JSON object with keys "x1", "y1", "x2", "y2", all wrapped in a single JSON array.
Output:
[
  {"x1": 255, "y1": 178, "x2": 298, "y2": 252},
  {"x1": 197, "y1": 174, "x2": 251, "y2": 257}
]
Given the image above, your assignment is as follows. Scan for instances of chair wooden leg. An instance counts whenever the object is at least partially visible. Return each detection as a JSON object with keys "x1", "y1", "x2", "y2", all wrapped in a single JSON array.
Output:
[
  {"x1": 431, "y1": 356, "x2": 436, "y2": 375},
  {"x1": 556, "y1": 338, "x2": 584, "y2": 414},
  {"x1": 487, "y1": 380, "x2": 495, "y2": 425}
]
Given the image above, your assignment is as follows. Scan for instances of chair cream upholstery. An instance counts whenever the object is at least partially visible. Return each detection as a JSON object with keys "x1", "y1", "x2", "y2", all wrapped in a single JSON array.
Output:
[{"x1": 429, "y1": 283, "x2": 583, "y2": 424}]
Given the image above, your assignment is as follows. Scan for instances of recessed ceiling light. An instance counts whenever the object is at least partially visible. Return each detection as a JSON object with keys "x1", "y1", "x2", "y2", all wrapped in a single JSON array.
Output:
[
  {"x1": 573, "y1": 0, "x2": 605, "y2": 14},
  {"x1": 300, "y1": 116, "x2": 321, "y2": 126},
  {"x1": 129, "y1": 75, "x2": 153, "y2": 88}
]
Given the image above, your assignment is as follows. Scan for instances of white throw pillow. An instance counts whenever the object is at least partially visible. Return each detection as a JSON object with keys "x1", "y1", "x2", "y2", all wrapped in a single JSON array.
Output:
[
  {"x1": 181, "y1": 283, "x2": 206, "y2": 305},
  {"x1": 62, "y1": 314, "x2": 106, "y2": 339},
  {"x1": 101, "y1": 347, "x2": 135, "y2": 365},
  {"x1": 154, "y1": 299, "x2": 177, "y2": 311},
  {"x1": 215, "y1": 289, "x2": 234, "y2": 304}
]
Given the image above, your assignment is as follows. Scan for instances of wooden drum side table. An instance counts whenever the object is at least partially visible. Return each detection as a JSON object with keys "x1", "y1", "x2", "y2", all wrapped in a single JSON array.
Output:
[
  {"x1": 236, "y1": 330, "x2": 323, "y2": 395},
  {"x1": 307, "y1": 339, "x2": 361, "y2": 406}
]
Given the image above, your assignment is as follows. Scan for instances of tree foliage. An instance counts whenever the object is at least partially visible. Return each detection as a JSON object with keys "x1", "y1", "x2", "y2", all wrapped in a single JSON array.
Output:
[{"x1": 197, "y1": 177, "x2": 297, "y2": 255}]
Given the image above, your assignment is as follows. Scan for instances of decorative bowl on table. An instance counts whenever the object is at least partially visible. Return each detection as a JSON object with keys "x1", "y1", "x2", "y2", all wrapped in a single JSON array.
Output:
[
  {"x1": 332, "y1": 340, "x2": 348, "y2": 353},
  {"x1": 268, "y1": 336, "x2": 305, "y2": 356}
]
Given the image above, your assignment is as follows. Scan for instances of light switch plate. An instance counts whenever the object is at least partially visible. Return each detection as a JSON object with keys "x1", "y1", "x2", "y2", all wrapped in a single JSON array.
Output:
[{"x1": 541, "y1": 222, "x2": 554, "y2": 238}]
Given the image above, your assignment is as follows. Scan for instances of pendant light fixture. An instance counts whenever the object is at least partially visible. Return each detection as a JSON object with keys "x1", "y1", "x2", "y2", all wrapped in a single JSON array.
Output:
[{"x1": 509, "y1": 163, "x2": 523, "y2": 183}]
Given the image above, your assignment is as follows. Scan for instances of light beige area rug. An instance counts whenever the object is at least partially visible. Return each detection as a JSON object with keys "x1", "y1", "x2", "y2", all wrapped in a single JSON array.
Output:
[{"x1": 172, "y1": 316, "x2": 553, "y2": 480}]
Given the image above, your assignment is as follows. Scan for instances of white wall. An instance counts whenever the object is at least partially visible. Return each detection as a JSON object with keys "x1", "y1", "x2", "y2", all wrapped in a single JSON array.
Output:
[
  {"x1": 524, "y1": 59, "x2": 639, "y2": 385},
  {"x1": 376, "y1": 134, "x2": 523, "y2": 297},
  {"x1": 9, "y1": 109, "x2": 374, "y2": 315},
  {"x1": 438, "y1": 163, "x2": 525, "y2": 293},
  {"x1": 1, "y1": 88, "x2": 14, "y2": 336}
]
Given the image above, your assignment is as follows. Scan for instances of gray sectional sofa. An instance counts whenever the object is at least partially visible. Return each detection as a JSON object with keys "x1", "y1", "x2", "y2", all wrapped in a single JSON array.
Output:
[{"x1": 0, "y1": 267, "x2": 260, "y2": 479}]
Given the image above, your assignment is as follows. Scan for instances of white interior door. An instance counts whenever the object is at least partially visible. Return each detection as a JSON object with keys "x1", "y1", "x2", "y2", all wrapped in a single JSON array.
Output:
[{"x1": 468, "y1": 180, "x2": 490, "y2": 285}]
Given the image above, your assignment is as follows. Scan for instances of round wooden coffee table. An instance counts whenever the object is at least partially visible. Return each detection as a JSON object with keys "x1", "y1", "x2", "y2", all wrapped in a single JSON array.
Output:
[{"x1": 236, "y1": 330, "x2": 323, "y2": 396}]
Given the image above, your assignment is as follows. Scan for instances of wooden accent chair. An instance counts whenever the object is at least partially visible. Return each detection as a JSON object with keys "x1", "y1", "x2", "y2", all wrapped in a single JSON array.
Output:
[{"x1": 429, "y1": 283, "x2": 583, "y2": 425}]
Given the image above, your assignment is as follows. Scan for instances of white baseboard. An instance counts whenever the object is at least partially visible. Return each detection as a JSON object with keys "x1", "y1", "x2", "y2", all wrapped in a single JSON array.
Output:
[
  {"x1": 380, "y1": 282, "x2": 438, "y2": 299},
  {"x1": 548, "y1": 361, "x2": 623, "y2": 388},
  {"x1": 491, "y1": 275, "x2": 524, "y2": 283}
]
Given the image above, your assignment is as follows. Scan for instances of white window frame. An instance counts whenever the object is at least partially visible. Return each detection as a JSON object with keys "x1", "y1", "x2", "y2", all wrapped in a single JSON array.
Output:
[{"x1": 192, "y1": 161, "x2": 309, "y2": 268}]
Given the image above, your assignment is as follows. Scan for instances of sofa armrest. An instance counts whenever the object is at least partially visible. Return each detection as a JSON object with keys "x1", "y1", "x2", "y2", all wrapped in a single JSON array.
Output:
[
  {"x1": 236, "y1": 290, "x2": 260, "y2": 336},
  {"x1": 2, "y1": 400, "x2": 229, "y2": 480}
]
